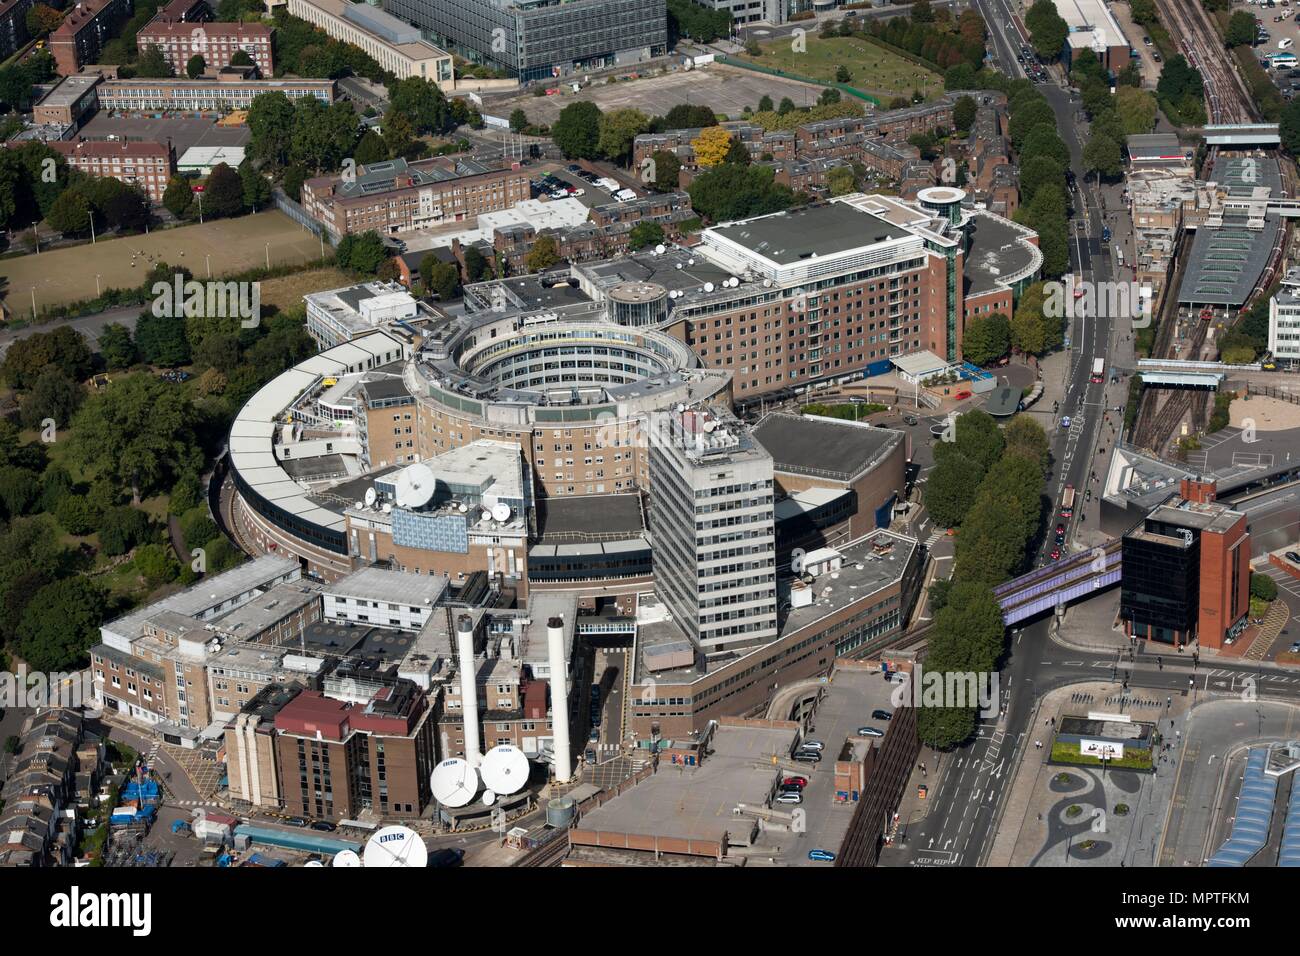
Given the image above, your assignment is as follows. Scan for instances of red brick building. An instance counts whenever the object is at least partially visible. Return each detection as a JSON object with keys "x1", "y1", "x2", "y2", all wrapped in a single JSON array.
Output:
[
  {"x1": 50, "y1": 0, "x2": 133, "y2": 75},
  {"x1": 136, "y1": 20, "x2": 273, "y2": 76},
  {"x1": 47, "y1": 139, "x2": 175, "y2": 203}
]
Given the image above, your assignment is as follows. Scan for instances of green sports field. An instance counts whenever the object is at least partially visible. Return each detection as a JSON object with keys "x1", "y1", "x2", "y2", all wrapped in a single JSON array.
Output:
[{"x1": 739, "y1": 35, "x2": 944, "y2": 101}]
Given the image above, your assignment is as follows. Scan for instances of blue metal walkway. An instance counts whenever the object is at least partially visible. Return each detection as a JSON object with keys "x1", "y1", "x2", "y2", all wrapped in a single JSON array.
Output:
[{"x1": 993, "y1": 540, "x2": 1122, "y2": 625}]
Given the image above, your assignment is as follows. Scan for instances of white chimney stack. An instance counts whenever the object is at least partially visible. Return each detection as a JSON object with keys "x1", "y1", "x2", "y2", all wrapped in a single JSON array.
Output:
[
  {"x1": 546, "y1": 616, "x2": 572, "y2": 783},
  {"x1": 456, "y1": 614, "x2": 482, "y2": 768}
]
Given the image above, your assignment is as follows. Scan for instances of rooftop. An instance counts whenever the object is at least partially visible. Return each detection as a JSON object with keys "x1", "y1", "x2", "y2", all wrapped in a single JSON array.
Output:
[
  {"x1": 534, "y1": 493, "x2": 645, "y2": 541},
  {"x1": 753, "y1": 413, "x2": 903, "y2": 483},
  {"x1": 33, "y1": 74, "x2": 102, "y2": 110},
  {"x1": 963, "y1": 209, "x2": 1043, "y2": 296},
  {"x1": 707, "y1": 201, "x2": 911, "y2": 266},
  {"x1": 324, "y1": 567, "x2": 449, "y2": 608}
]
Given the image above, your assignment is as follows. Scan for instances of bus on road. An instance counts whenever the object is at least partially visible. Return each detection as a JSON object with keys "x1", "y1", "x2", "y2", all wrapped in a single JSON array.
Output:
[{"x1": 1060, "y1": 485, "x2": 1076, "y2": 518}]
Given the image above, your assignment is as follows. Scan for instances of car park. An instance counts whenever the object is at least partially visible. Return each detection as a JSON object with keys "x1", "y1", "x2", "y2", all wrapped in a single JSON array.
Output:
[
  {"x1": 808, "y1": 849, "x2": 836, "y2": 862},
  {"x1": 856, "y1": 726, "x2": 884, "y2": 737}
]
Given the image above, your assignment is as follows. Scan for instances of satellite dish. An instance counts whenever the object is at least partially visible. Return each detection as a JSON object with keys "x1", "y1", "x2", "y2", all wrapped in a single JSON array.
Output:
[
  {"x1": 304, "y1": 860, "x2": 324, "y2": 867},
  {"x1": 332, "y1": 849, "x2": 362, "y2": 868},
  {"x1": 654, "y1": 244, "x2": 666, "y2": 254},
  {"x1": 480, "y1": 744, "x2": 530, "y2": 796},
  {"x1": 704, "y1": 282, "x2": 714, "y2": 293},
  {"x1": 394, "y1": 463, "x2": 436, "y2": 510},
  {"x1": 457, "y1": 502, "x2": 468, "y2": 513},
  {"x1": 480, "y1": 510, "x2": 494, "y2": 524},
  {"x1": 482, "y1": 790, "x2": 497, "y2": 806},
  {"x1": 491, "y1": 502, "x2": 511, "y2": 522},
  {"x1": 354, "y1": 501, "x2": 364, "y2": 511},
  {"x1": 364, "y1": 487, "x2": 377, "y2": 507},
  {"x1": 363, "y1": 825, "x2": 427, "y2": 868},
  {"x1": 430, "y1": 757, "x2": 478, "y2": 807}
]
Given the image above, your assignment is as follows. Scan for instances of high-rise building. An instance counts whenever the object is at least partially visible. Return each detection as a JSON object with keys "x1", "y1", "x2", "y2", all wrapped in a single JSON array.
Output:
[
  {"x1": 1268, "y1": 278, "x2": 1300, "y2": 366},
  {"x1": 1120, "y1": 479, "x2": 1251, "y2": 649},
  {"x1": 647, "y1": 406, "x2": 777, "y2": 655},
  {"x1": 381, "y1": 0, "x2": 667, "y2": 83}
]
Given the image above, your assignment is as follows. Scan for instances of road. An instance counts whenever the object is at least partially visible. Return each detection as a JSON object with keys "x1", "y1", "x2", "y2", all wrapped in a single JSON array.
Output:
[
  {"x1": 0, "y1": 304, "x2": 141, "y2": 359},
  {"x1": 884, "y1": 8, "x2": 1130, "y2": 867}
]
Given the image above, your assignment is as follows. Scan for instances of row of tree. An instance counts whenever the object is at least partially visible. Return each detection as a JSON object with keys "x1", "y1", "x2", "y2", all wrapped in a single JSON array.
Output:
[{"x1": 919, "y1": 412, "x2": 1049, "y2": 747}]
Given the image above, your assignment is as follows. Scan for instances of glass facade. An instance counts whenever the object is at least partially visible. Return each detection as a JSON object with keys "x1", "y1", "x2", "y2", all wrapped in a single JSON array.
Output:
[
  {"x1": 1120, "y1": 534, "x2": 1198, "y2": 643},
  {"x1": 381, "y1": 0, "x2": 667, "y2": 81}
]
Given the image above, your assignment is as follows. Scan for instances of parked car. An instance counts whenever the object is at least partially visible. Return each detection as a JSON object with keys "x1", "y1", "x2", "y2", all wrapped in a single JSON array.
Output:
[
  {"x1": 588, "y1": 729, "x2": 599, "y2": 743},
  {"x1": 799, "y1": 740, "x2": 825, "y2": 752},
  {"x1": 856, "y1": 726, "x2": 884, "y2": 738},
  {"x1": 808, "y1": 848, "x2": 836, "y2": 862},
  {"x1": 778, "y1": 781, "x2": 803, "y2": 793},
  {"x1": 783, "y1": 776, "x2": 809, "y2": 787},
  {"x1": 774, "y1": 791, "x2": 803, "y2": 805},
  {"x1": 903, "y1": 414, "x2": 918, "y2": 426},
  {"x1": 1291, "y1": 642, "x2": 1300, "y2": 654},
  {"x1": 310, "y1": 821, "x2": 337, "y2": 832},
  {"x1": 284, "y1": 817, "x2": 309, "y2": 828},
  {"x1": 792, "y1": 751, "x2": 821, "y2": 764},
  {"x1": 1286, "y1": 551, "x2": 1300, "y2": 563},
  {"x1": 584, "y1": 748, "x2": 597, "y2": 763},
  {"x1": 871, "y1": 709, "x2": 892, "y2": 721},
  {"x1": 428, "y1": 848, "x2": 465, "y2": 868}
]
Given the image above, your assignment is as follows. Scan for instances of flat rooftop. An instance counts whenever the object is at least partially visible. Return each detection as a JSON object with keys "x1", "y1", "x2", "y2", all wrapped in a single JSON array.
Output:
[
  {"x1": 34, "y1": 74, "x2": 100, "y2": 109},
  {"x1": 300, "y1": 621, "x2": 416, "y2": 662},
  {"x1": 324, "y1": 567, "x2": 449, "y2": 608},
  {"x1": 753, "y1": 412, "x2": 903, "y2": 482},
  {"x1": 534, "y1": 494, "x2": 644, "y2": 541},
  {"x1": 211, "y1": 581, "x2": 323, "y2": 640},
  {"x1": 1146, "y1": 502, "x2": 1245, "y2": 535},
  {"x1": 572, "y1": 722, "x2": 798, "y2": 851},
  {"x1": 963, "y1": 211, "x2": 1042, "y2": 296},
  {"x1": 708, "y1": 202, "x2": 910, "y2": 265}
]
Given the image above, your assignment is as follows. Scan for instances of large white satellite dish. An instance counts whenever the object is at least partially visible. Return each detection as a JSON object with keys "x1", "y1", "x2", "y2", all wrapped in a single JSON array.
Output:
[
  {"x1": 430, "y1": 757, "x2": 478, "y2": 807},
  {"x1": 363, "y1": 825, "x2": 427, "y2": 868},
  {"x1": 394, "y1": 463, "x2": 437, "y2": 510},
  {"x1": 491, "y1": 502, "x2": 511, "y2": 523},
  {"x1": 332, "y1": 849, "x2": 362, "y2": 868},
  {"x1": 480, "y1": 745, "x2": 530, "y2": 796},
  {"x1": 482, "y1": 789, "x2": 496, "y2": 807},
  {"x1": 364, "y1": 487, "x2": 377, "y2": 508},
  {"x1": 304, "y1": 860, "x2": 324, "y2": 867}
]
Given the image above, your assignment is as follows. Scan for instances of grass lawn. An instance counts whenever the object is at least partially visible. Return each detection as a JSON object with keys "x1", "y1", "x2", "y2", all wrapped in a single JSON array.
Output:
[
  {"x1": 739, "y1": 35, "x2": 943, "y2": 101},
  {"x1": 800, "y1": 401, "x2": 888, "y2": 420},
  {"x1": 258, "y1": 267, "x2": 353, "y2": 315},
  {"x1": 1051, "y1": 741, "x2": 1154, "y2": 771}
]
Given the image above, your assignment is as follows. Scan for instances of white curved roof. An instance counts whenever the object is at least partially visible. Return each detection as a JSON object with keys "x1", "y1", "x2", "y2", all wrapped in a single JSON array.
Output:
[{"x1": 230, "y1": 331, "x2": 407, "y2": 531}]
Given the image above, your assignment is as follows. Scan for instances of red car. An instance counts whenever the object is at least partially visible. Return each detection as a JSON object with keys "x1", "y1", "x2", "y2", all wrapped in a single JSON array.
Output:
[
  {"x1": 783, "y1": 776, "x2": 808, "y2": 788},
  {"x1": 954, "y1": 390, "x2": 972, "y2": 400},
  {"x1": 1050, "y1": 548, "x2": 1062, "y2": 560}
]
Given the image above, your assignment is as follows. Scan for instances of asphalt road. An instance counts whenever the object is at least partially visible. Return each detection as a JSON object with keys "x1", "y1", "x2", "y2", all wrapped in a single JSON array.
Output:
[{"x1": 0, "y1": 305, "x2": 141, "y2": 359}]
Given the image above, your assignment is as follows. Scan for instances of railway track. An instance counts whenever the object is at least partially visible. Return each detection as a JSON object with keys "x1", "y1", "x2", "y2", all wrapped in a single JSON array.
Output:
[{"x1": 1155, "y1": 0, "x2": 1257, "y2": 125}]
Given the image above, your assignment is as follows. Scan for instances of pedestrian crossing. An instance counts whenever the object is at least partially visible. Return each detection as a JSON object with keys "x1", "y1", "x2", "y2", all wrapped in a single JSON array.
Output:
[{"x1": 923, "y1": 529, "x2": 944, "y2": 549}]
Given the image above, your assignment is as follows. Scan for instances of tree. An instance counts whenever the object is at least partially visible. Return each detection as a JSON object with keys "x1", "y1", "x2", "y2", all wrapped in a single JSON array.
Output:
[
  {"x1": 925, "y1": 451, "x2": 985, "y2": 528},
  {"x1": 101, "y1": 184, "x2": 150, "y2": 232},
  {"x1": 596, "y1": 108, "x2": 650, "y2": 165},
  {"x1": 778, "y1": 97, "x2": 796, "y2": 115},
  {"x1": 835, "y1": 64, "x2": 851, "y2": 83},
  {"x1": 203, "y1": 162, "x2": 245, "y2": 218},
  {"x1": 627, "y1": 221, "x2": 664, "y2": 251},
  {"x1": 826, "y1": 165, "x2": 856, "y2": 197},
  {"x1": 1114, "y1": 86, "x2": 1158, "y2": 136},
  {"x1": 1083, "y1": 132, "x2": 1122, "y2": 180},
  {"x1": 1019, "y1": 156, "x2": 1065, "y2": 208},
  {"x1": 55, "y1": 494, "x2": 100, "y2": 535},
  {"x1": 912, "y1": 0, "x2": 935, "y2": 23},
  {"x1": 46, "y1": 188, "x2": 93, "y2": 236},
  {"x1": 525, "y1": 234, "x2": 561, "y2": 272},
  {"x1": 335, "y1": 231, "x2": 388, "y2": 275},
  {"x1": 134, "y1": 309, "x2": 191, "y2": 367},
  {"x1": 687, "y1": 163, "x2": 794, "y2": 222},
  {"x1": 1002, "y1": 416, "x2": 1050, "y2": 470},
  {"x1": 464, "y1": 246, "x2": 489, "y2": 283},
  {"x1": 647, "y1": 149, "x2": 681, "y2": 192},
  {"x1": 168, "y1": 471, "x2": 202, "y2": 515},
  {"x1": 1226, "y1": 10, "x2": 1259, "y2": 48},
  {"x1": 239, "y1": 160, "x2": 272, "y2": 211},
  {"x1": 24, "y1": 3, "x2": 61, "y2": 38},
  {"x1": 247, "y1": 92, "x2": 296, "y2": 166},
  {"x1": 757, "y1": 95, "x2": 773, "y2": 113},
  {"x1": 1021, "y1": 125, "x2": 1070, "y2": 167},
  {"x1": 553, "y1": 100, "x2": 603, "y2": 159},
  {"x1": 230, "y1": 49, "x2": 254, "y2": 69},
  {"x1": 961, "y1": 313, "x2": 1011, "y2": 366},
  {"x1": 509, "y1": 108, "x2": 529, "y2": 132},
  {"x1": 20, "y1": 368, "x2": 83, "y2": 431},
  {"x1": 99, "y1": 505, "x2": 153, "y2": 557},
  {"x1": 1025, "y1": 0, "x2": 1068, "y2": 61},
  {"x1": 3, "y1": 326, "x2": 92, "y2": 390},
  {"x1": 132, "y1": 542, "x2": 179, "y2": 586},
  {"x1": 662, "y1": 103, "x2": 717, "y2": 129},
  {"x1": 161, "y1": 175, "x2": 192, "y2": 219},
  {"x1": 0, "y1": 466, "x2": 39, "y2": 519},
  {"x1": 186, "y1": 54, "x2": 206, "y2": 78},
  {"x1": 388, "y1": 77, "x2": 449, "y2": 135},
  {"x1": 1250, "y1": 572, "x2": 1279, "y2": 602},
  {"x1": 691, "y1": 125, "x2": 733, "y2": 168},
  {"x1": 819, "y1": 87, "x2": 841, "y2": 106},
  {"x1": 136, "y1": 44, "x2": 174, "y2": 78},
  {"x1": 382, "y1": 108, "x2": 416, "y2": 161},
  {"x1": 68, "y1": 373, "x2": 203, "y2": 503},
  {"x1": 421, "y1": 258, "x2": 461, "y2": 301},
  {"x1": 14, "y1": 577, "x2": 107, "y2": 672}
]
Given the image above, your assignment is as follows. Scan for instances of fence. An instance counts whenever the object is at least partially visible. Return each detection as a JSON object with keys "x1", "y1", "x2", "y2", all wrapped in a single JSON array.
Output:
[
  {"x1": 1241, "y1": 381, "x2": 1300, "y2": 406},
  {"x1": 714, "y1": 55, "x2": 881, "y2": 106},
  {"x1": 272, "y1": 188, "x2": 335, "y2": 246}
]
